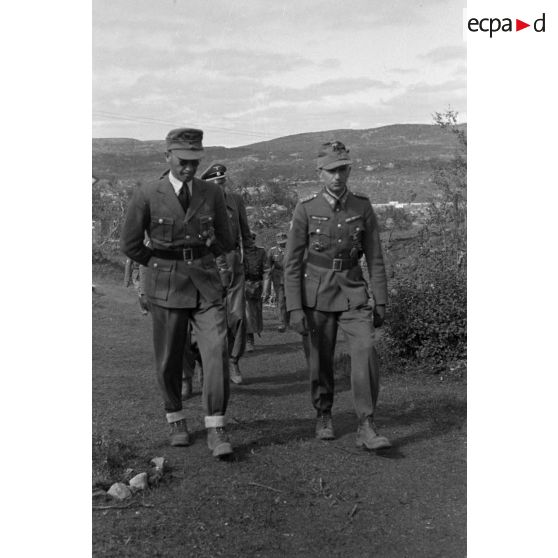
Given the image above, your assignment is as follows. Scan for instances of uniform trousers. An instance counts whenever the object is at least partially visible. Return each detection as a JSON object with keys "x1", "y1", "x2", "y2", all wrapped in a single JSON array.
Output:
[
  {"x1": 272, "y1": 278, "x2": 288, "y2": 328},
  {"x1": 245, "y1": 281, "x2": 264, "y2": 335},
  {"x1": 304, "y1": 304, "x2": 379, "y2": 421},
  {"x1": 225, "y1": 250, "x2": 247, "y2": 362},
  {"x1": 150, "y1": 298, "x2": 229, "y2": 415}
]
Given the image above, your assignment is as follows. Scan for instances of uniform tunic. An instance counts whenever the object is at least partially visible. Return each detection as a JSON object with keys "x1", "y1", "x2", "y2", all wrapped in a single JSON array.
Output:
[{"x1": 284, "y1": 188, "x2": 388, "y2": 420}]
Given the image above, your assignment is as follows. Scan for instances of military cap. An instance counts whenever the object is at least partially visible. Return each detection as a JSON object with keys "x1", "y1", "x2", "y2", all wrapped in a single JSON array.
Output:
[
  {"x1": 276, "y1": 232, "x2": 288, "y2": 242},
  {"x1": 165, "y1": 128, "x2": 204, "y2": 160},
  {"x1": 201, "y1": 162, "x2": 227, "y2": 181},
  {"x1": 317, "y1": 140, "x2": 352, "y2": 170}
]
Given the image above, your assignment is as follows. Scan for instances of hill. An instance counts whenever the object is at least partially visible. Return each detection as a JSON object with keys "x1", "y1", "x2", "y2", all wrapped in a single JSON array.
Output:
[{"x1": 93, "y1": 123, "x2": 465, "y2": 203}]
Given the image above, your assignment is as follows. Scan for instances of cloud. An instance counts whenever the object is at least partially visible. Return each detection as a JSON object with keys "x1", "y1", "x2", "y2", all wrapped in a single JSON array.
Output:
[
  {"x1": 92, "y1": 0, "x2": 467, "y2": 144},
  {"x1": 389, "y1": 67, "x2": 416, "y2": 75},
  {"x1": 419, "y1": 44, "x2": 466, "y2": 64}
]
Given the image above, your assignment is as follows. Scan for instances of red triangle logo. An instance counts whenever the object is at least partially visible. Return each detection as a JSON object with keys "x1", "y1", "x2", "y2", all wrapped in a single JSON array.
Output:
[{"x1": 516, "y1": 19, "x2": 530, "y2": 31}]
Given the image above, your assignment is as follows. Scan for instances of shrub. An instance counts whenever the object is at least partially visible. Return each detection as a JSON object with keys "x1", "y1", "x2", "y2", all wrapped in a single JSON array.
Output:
[
  {"x1": 384, "y1": 109, "x2": 467, "y2": 366},
  {"x1": 387, "y1": 256, "x2": 466, "y2": 363}
]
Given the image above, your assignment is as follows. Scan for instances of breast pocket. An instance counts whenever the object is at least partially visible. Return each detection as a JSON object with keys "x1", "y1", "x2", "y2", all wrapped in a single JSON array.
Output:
[
  {"x1": 150, "y1": 261, "x2": 174, "y2": 301},
  {"x1": 151, "y1": 217, "x2": 174, "y2": 242},
  {"x1": 309, "y1": 222, "x2": 330, "y2": 252}
]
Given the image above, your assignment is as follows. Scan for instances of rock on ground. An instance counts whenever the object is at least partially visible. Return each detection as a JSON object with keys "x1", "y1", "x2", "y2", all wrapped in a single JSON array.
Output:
[
  {"x1": 129, "y1": 472, "x2": 149, "y2": 491},
  {"x1": 107, "y1": 482, "x2": 132, "y2": 500}
]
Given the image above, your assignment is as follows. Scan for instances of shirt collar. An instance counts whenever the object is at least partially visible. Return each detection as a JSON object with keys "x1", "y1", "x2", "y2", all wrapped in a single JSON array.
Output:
[
  {"x1": 168, "y1": 171, "x2": 192, "y2": 196},
  {"x1": 322, "y1": 186, "x2": 348, "y2": 210}
]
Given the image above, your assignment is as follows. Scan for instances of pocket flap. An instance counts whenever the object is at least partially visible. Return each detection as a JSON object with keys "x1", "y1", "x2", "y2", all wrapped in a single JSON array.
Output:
[
  {"x1": 152, "y1": 217, "x2": 174, "y2": 225},
  {"x1": 152, "y1": 261, "x2": 173, "y2": 272}
]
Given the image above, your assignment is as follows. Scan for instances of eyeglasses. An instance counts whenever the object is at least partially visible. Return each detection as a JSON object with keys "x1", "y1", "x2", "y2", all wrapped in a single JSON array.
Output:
[{"x1": 170, "y1": 152, "x2": 200, "y2": 167}]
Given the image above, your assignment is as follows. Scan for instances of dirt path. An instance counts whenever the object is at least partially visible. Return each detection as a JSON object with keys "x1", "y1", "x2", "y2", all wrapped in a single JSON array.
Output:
[{"x1": 93, "y1": 278, "x2": 466, "y2": 557}]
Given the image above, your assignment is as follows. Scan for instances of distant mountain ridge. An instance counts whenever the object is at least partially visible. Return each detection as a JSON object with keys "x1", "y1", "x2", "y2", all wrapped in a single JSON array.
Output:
[{"x1": 93, "y1": 123, "x2": 466, "y2": 203}]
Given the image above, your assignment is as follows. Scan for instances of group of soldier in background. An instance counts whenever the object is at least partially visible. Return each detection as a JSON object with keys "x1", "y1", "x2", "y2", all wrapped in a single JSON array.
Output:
[{"x1": 120, "y1": 127, "x2": 390, "y2": 459}]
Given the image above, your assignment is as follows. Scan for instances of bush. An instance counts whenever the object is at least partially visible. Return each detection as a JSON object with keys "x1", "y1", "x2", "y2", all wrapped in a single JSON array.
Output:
[
  {"x1": 384, "y1": 109, "x2": 467, "y2": 366},
  {"x1": 387, "y1": 257, "x2": 466, "y2": 363}
]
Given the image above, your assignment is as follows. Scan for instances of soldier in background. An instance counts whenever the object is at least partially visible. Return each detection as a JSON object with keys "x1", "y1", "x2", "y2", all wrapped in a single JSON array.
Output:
[
  {"x1": 263, "y1": 232, "x2": 288, "y2": 332},
  {"x1": 285, "y1": 140, "x2": 391, "y2": 451},
  {"x1": 124, "y1": 237, "x2": 152, "y2": 314},
  {"x1": 181, "y1": 324, "x2": 203, "y2": 399},
  {"x1": 243, "y1": 232, "x2": 268, "y2": 352},
  {"x1": 200, "y1": 163, "x2": 253, "y2": 385}
]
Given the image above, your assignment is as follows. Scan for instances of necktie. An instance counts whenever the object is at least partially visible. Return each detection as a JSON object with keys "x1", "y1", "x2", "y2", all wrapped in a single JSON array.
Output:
[{"x1": 178, "y1": 182, "x2": 190, "y2": 213}]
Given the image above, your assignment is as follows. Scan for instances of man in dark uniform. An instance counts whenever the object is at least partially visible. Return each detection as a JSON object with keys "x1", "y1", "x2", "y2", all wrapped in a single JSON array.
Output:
[
  {"x1": 120, "y1": 128, "x2": 235, "y2": 458},
  {"x1": 200, "y1": 163, "x2": 253, "y2": 385},
  {"x1": 284, "y1": 140, "x2": 391, "y2": 450},
  {"x1": 243, "y1": 232, "x2": 268, "y2": 352},
  {"x1": 263, "y1": 232, "x2": 289, "y2": 332}
]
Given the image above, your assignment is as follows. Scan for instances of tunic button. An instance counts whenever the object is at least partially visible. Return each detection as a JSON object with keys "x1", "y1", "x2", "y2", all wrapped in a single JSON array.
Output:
[
  {"x1": 337, "y1": 239, "x2": 342, "y2": 243},
  {"x1": 337, "y1": 224, "x2": 342, "y2": 228},
  {"x1": 335, "y1": 209, "x2": 339, "y2": 212},
  {"x1": 316, "y1": 229, "x2": 320, "y2": 233},
  {"x1": 158, "y1": 218, "x2": 163, "y2": 224},
  {"x1": 153, "y1": 263, "x2": 158, "y2": 268},
  {"x1": 186, "y1": 235, "x2": 190, "y2": 239},
  {"x1": 187, "y1": 261, "x2": 192, "y2": 265}
]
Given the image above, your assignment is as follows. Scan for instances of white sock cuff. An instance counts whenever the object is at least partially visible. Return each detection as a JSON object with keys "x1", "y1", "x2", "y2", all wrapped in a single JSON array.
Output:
[
  {"x1": 204, "y1": 415, "x2": 226, "y2": 428},
  {"x1": 166, "y1": 410, "x2": 187, "y2": 423}
]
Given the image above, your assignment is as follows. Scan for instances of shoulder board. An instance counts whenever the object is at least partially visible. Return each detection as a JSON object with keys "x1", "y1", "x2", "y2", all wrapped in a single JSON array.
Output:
[
  {"x1": 300, "y1": 192, "x2": 318, "y2": 203},
  {"x1": 351, "y1": 191, "x2": 370, "y2": 200}
]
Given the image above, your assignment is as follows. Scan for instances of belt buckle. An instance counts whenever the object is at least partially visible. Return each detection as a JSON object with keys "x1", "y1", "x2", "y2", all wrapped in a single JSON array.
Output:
[
  {"x1": 332, "y1": 258, "x2": 342, "y2": 271},
  {"x1": 183, "y1": 247, "x2": 194, "y2": 261}
]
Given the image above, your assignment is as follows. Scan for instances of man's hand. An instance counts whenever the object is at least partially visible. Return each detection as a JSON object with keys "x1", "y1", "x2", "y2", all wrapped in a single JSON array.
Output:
[
  {"x1": 373, "y1": 304, "x2": 385, "y2": 328},
  {"x1": 138, "y1": 294, "x2": 150, "y2": 315},
  {"x1": 289, "y1": 309, "x2": 308, "y2": 334},
  {"x1": 219, "y1": 270, "x2": 232, "y2": 293}
]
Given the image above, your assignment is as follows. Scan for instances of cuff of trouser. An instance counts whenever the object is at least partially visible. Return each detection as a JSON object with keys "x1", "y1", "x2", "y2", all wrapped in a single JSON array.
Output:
[
  {"x1": 166, "y1": 409, "x2": 187, "y2": 423},
  {"x1": 205, "y1": 415, "x2": 226, "y2": 428}
]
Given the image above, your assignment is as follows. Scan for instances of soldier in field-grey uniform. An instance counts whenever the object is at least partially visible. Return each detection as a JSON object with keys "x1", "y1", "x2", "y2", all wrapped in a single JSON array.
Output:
[
  {"x1": 263, "y1": 232, "x2": 289, "y2": 332},
  {"x1": 200, "y1": 163, "x2": 253, "y2": 385},
  {"x1": 243, "y1": 232, "x2": 268, "y2": 352},
  {"x1": 284, "y1": 140, "x2": 391, "y2": 451}
]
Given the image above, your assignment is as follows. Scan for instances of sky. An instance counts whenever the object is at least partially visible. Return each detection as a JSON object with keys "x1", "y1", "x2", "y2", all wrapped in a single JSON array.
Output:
[{"x1": 93, "y1": 0, "x2": 466, "y2": 147}]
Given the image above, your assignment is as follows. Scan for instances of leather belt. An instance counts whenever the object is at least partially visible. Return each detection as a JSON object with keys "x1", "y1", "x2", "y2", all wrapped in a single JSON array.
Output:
[
  {"x1": 306, "y1": 252, "x2": 357, "y2": 271},
  {"x1": 153, "y1": 246, "x2": 209, "y2": 261},
  {"x1": 245, "y1": 274, "x2": 262, "y2": 281}
]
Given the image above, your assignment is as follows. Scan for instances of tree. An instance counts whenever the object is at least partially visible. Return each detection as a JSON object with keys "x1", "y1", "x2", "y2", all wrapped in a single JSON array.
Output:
[{"x1": 427, "y1": 109, "x2": 467, "y2": 265}]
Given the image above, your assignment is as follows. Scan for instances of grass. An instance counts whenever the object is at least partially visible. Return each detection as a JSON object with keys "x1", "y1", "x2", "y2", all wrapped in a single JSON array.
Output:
[{"x1": 93, "y1": 273, "x2": 466, "y2": 557}]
